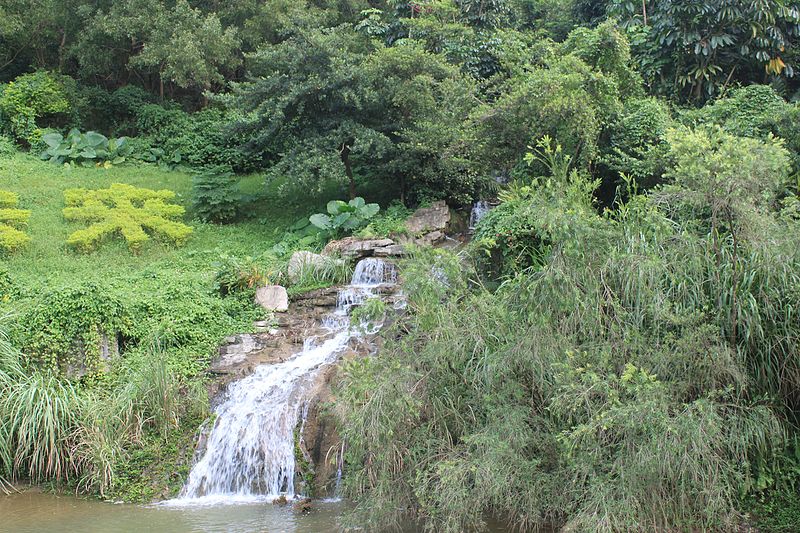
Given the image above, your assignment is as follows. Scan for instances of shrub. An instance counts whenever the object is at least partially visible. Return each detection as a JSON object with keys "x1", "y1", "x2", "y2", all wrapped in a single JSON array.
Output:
[
  {"x1": 681, "y1": 85, "x2": 800, "y2": 171},
  {"x1": 19, "y1": 282, "x2": 130, "y2": 373},
  {"x1": 601, "y1": 97, "x2": 673, "y2": 189},
  {"x1": 63, "y1": 183, "x2": 193, "y2": 252},
  {"x1": 212, "y1": 253, "x2": 280, "y2": 296},
  {"x1": 309, "y1": 197, "x2": 380, "y2": 238},
  {"x1": 40, "y1": 128, "x2": 132, "y2": 166},
  {"x1": 133, "y1": 104, "x2": 255, "y2": 172},
  {"x1": 0, "y1": 71, "x2": 78, "y2": 145},
  {"x1": 358, "y1": 201, "x2": 413, "y2": 238},
  {"x1": 0, "y1": 134, "x2": 15, "y2": 157},
  {"x1": 0, "y1": 190, "x2": 31, "y2": 253},
  {"x1": 191, "y1": 164, "x2": 242, "y2": 223}
]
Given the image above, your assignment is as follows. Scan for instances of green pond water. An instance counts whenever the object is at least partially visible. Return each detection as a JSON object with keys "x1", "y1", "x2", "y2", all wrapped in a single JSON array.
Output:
[{"x1": 0, "y1": 492, "x2": 400, "y2": 533}]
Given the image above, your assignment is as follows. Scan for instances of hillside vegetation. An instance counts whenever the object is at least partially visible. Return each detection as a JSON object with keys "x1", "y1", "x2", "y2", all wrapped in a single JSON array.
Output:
[{"x1": 2, "y1": 0, "x2": 800, "y2": 530}]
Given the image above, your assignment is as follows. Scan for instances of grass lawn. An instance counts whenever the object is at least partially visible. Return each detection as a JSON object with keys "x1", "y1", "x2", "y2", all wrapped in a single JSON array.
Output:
[
  {"x1": 0, "y1": 153, "x2": 307, "y2": 291},
  {"x1": 0, "y1": 153, "x2": 333, "y2": 379}
]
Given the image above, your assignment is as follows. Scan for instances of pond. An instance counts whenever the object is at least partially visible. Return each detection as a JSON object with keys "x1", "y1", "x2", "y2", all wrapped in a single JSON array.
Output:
[{"x1": 0, "y1": 491, "x2": 390, "y2": 533}]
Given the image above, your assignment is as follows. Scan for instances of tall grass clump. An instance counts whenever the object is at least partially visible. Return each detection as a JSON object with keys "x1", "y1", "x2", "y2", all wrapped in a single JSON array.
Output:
[
  {"x1": 0, "y1": 318, "x2": 83, "y2": 488},
  {"x1": 0, "y1": 314, "x2": 204, "y2": 497},
  {"x1": 336, "y1": 130, "x2": 798, "y2": 531}
]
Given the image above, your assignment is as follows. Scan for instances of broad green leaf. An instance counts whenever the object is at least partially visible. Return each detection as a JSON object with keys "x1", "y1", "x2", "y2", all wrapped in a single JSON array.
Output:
[
  {"x1": 41, "y1": 133, "x2": 63, "y2": 148},
  {"x1": 309, "y1": 213, "x2": 332, "y2": 229},
  {"x1": 327, "y1": 200, "x2": 347, "y2": 215}
]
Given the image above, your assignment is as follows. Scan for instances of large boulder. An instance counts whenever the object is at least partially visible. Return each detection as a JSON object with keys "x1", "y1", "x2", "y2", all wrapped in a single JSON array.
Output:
[
  {"x1": 255, "y1": 285, "x2": 289, "y2": 312},
  {"x1": 405, "y1": 200, "x2": 450, "y2": 235},
  {"x1": 322, "y1": 237, "x2": 394, "y2": 259}
]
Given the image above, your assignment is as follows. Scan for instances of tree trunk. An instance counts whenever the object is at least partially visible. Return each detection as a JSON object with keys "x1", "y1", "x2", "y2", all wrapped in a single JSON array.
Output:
[{"x1": 340, "y1": 141, "x2": 355, "y2": 200}]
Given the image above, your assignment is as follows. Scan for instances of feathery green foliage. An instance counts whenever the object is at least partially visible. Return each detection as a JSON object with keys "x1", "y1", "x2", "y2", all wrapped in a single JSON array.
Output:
[
  {"x1": 63, "y1": 183, "x2": 193, "y2": 252},
  {"x1": 0, "y1": 189, "x2": 30, "y2": 252}
]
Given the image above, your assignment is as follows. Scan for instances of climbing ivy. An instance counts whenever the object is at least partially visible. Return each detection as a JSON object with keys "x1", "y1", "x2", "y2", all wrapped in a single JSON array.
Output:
[
  {"x1": 20, "y1": 282, "x2": 131, "y2": 374},
  {"x1": 0, "y1": 190, "x2": 31, "y2": 253},
  {"x1": 63, "y1": 183, "x2": 193, "y2": 252}
]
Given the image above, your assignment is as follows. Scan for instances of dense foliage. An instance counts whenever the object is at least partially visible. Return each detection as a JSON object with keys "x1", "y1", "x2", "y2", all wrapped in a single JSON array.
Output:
[{"x1": 2, "y1": 0, "x2": 800, "y2": 530}]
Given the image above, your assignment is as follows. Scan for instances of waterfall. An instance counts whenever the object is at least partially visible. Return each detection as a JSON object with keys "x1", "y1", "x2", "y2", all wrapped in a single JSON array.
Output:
[
  {"x1": 469, "y1": 200, "x2": 491, "y2": 229},
  {"x1": 166, "y1": 258, "x2": 397, "y2": 506}
]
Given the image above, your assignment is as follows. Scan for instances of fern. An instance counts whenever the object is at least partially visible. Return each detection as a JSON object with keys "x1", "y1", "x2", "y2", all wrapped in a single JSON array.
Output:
[
  {"x1": 0, "y1": 190, "x2": 31, "y2": 253},
  {"x1": 63, "y1": 183, "x2": 193, "y2": 252}
]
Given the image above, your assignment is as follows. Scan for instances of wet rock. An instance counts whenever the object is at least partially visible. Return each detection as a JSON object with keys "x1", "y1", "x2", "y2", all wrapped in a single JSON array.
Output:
[
  {"x1": 293, "y1": 497, "x2": 312, "y2": 513},
  {"x1": 405, "y1": 200, "x2": 450, "y2": 235},
  {"x1": 211, "y1": 334, "x2": 266, "y2": 374},
  {"x1": 272, "y1": 495, "x2": 288, "y2": 506},
  {"x1": 255, "y1": 285, "x2": 289, "y2": 312},
  {"x1": 322, "y1": 237, "x2": 394, "y2": 259}
]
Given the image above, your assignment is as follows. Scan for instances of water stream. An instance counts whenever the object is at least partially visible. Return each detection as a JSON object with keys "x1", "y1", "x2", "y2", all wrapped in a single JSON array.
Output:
[
  {"x1": 469, "y1": 200, "x2": 492, "y2": 230},
  {"x1": 169, "y1": 258, "x2": 397, "y2": 506}
]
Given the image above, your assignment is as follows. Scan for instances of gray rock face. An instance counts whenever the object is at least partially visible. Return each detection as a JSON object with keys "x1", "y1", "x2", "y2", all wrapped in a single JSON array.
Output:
[
  {"x1": 255, "y1": 285, "x2": 289, "y2": 312},
  {"x1": 288, "y1": 251, "x2": 332, "y2": 283},
  {"x1": 373, "y1": 243, "x2": 407, "y2": 257},
  {"x1": 322, "y1": 236, "x2": 395, "y2": 259},
  {"x1": 405, "y1": 200, "x2": 450, "y2": 235}
]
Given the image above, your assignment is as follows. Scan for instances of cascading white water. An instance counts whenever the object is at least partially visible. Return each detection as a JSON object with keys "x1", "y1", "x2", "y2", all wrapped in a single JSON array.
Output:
[
  {"x1": 165, "y1": 258, "x2": 397, "y2": 506},
  {"x1": 469, "y1": 200, "x2": 491, "y2": 229}
]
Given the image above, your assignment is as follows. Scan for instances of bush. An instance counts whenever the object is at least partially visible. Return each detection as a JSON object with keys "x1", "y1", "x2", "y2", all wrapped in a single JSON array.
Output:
[
  {"x1": 681, "y1": 85, "x2": 800, "y2": 171},
  {"x1": 133, "y1": 104, "x2": 256, "y2": 172},
  {"x1": 0, "y1": 134, "x2": 15, "y2": 157},
  {"x1": 63, "y1": 183, "x2": 193, "y2": 252},
  {"x1": 358, "y1": 201, "x2": 413, "y2": 238},
  {"x1": 0, "y1": 71, "x2": 78, "y2": 145},
  {"x1": 19, "y1": 282, "x2": 130, "y2": 373},
  {"x1": 601, "y1": 97, "x2": 672, "y2": 189},
  {"x1": 191, "y1": 164, "x2": 242, "y2": 223},
  {"x1": 0, "y1": 189, "x2": 31, "y2": 253},
  {"x1": 212, "y1": 253, "x2": 280, "y2": 296}
]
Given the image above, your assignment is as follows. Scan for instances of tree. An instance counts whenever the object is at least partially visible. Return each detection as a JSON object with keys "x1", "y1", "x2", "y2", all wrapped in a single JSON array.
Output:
[
  {"x1": 234, "y1": 25, "x2": 479, "y2": 202},
  {"x1": 609, "y1": 0, "x2": 800, "y2": 100}
]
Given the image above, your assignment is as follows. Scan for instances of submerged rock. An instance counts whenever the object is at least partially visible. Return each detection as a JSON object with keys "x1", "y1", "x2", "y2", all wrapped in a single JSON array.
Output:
[{"x1": 255, "y1": 285, "x2": 289, "y2": 312}]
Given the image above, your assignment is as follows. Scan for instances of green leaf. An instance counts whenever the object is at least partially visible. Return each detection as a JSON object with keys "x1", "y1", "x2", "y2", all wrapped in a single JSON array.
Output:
[
  {"x1": 41, "y1": 133, "x2": 63, "y2": 149},
  {"x1": 309, "y1": 213, "x2": 332, "y2": 229},
  {"x1": 350, "y1": 197, "x2": 366, "y2": 209},
  {"x1": 327, "y1": 200, "x2": 347, "y2": 215},
  {"x1": 360, "y1": 203, "x2": 380, "y2": 218}
]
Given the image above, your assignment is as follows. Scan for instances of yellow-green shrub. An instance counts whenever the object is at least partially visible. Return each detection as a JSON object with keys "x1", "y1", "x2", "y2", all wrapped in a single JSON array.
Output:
[
  {"x1": 63, "y1": 183, "x2": 193, "y2": 252},
  {"x1": 0, "y1": 190, "x2": 30, "y2": 252}
]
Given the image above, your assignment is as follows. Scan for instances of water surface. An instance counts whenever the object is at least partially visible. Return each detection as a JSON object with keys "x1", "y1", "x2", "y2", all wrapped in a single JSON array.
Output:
[{"x1": 0, "y1": 492, "x2": 367, "y2": 533}]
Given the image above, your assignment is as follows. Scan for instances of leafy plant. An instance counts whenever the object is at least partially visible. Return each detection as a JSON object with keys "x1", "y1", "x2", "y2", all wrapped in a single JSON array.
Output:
[
  {"x1": 192, "y1": 164, "x2": 241, "y2": 223},
  {"x1": 309, "y1": 197, "x2": 380, "y2": 238},
  {"x1": 0, "y1": 71, "x2": 77, "y2": 145},
  {"x1": 357, "y1": 201, "x2": 413, "y2": 238},
  {"x1": 40, "y1": 128, "x2": 131, "y2": 166},
  {"x1": 212, "y1": 253, "x2": 280, "y2": 296},
  {"x1": 0, "y1": 190, "x2": 31, "y2": 253},
  {"x1": 63, "y1": 183, "x2": 193, "y2": 252}
]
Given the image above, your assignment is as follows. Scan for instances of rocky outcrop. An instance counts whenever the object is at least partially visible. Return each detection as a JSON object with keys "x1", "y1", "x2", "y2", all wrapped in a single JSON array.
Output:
[
  {"x1": 255, "y1": 285, "x2": 289, "y2": 312},
  {"x1": 322, "y1": 237, "x2": 395, "y2": 259},
  {"x1": 405, "y1": 200, "x2": 450, "y2": 235}
]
